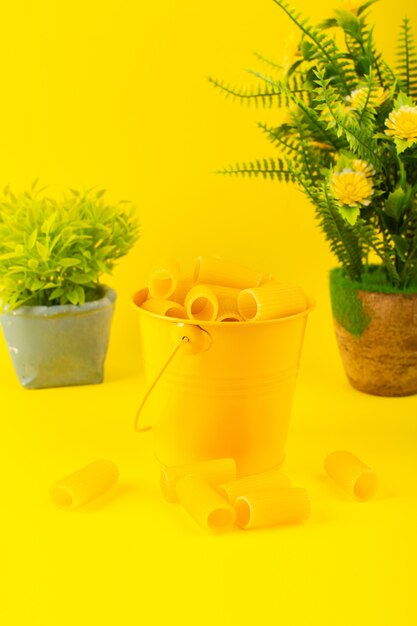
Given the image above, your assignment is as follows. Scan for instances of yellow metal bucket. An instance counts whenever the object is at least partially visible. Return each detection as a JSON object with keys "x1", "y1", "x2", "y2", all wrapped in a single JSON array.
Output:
[{"x1": 133, "y1": 288, "x2": 314, "y2": 477}]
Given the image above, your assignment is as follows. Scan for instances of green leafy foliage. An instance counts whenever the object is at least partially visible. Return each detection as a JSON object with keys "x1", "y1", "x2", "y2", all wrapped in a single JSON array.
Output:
[
  {"x1": 211, "y1": 1, "x2": 417, "y2": 289},
  {"x1": 396, "y1": 17, "x2": 417, "y2": 99},
  {"x1": 0, "y1": 185, "x2": 140, "y2": 310}
]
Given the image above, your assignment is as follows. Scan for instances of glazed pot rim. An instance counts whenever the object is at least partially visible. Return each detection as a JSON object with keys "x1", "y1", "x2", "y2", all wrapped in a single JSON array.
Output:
[{"x1": 1, "y1": 286, "x2": 117, "y2": 319}]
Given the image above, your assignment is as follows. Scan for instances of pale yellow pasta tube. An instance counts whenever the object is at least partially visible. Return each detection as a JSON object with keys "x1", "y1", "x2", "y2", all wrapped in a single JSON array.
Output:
[
  {"x1": 195, "y1": 256, "x2": 263, "y2": 289},
  {"x1": 184, "y1": 284, "x2": 219, "y2": 321},
  {"x1": 216, "y1": 297, "x2": 243, "y2": 322},
  {"x1": 50, "y1": 460, "x2": 119, "y2": 510},
  {"x1": 238, "y1": 283, "x2": 308, "y2": 321},
  {"x1": 219, "y1": 469, "x2": 291, "y2": 504},
  {"x1": 259, "y1": 273, "x2": 275, "y2": 285},
  {"x1": 176, "y1": 474, "x2": 236, "y2": 533},
  {"x1": 170, "y1": 280, "x2": 195, "y2": 305},
  {"x1": 161, "y1": 458, "x2": 237, "y2": 503},
  {"x1": 148, "y1": 259, "x2": 180, "y2": 300},
  {"x1": 234, "y1": 487, "x2": 310, "y2": 529},
  {"x1": 324, "y1": 451, "x2": 378, "y2": 501},
  {"x1": 206, "y1": 285, "x2": 241, "y2": 300},
  {"x1": 141, "y1": 298, "x2": 187, "y2": 319},
  {"x1": 203, "y1": 285, "x2": 242, "y2": 322}
]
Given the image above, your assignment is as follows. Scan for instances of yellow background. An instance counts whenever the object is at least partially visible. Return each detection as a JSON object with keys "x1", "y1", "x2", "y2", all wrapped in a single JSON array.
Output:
[{"x1": 0, "y1": 1, "x2": 416, "y2": 624}]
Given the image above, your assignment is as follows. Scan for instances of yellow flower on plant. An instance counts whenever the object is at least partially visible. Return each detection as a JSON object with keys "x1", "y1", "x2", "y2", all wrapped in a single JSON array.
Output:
[
  {"x1": 352, "y1": 159, "x2": 375, "y2": 178},
  {"x1": 331, "y1": 169, "x2": 373, "y2": 207},
  {"x1": 338, "y1": 0, "x2": 361, "y2": 15},
  {"x1": 385, "y1": 105, "x2": 417, "y2": 140},
  {"x1": 346, "y1": 86, "x2": 388, "y2": 109}
]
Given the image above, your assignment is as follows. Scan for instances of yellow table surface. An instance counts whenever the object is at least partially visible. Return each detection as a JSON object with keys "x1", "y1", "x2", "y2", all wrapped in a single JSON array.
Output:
[
  {"x1": 1, "y1": 319, "x2": 416, "y2": 626},
  {"x1": 1, "y1": 0, "x2": 417, "y2": 623}
]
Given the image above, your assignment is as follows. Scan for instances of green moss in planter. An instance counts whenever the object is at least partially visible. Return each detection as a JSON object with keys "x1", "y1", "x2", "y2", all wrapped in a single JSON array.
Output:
[
  {"x1": 329, "y1": 267, "x2": 417, "y2": 336},
  {"x1": 329, "y1": 269, "x2": 370, "y2": 337}
]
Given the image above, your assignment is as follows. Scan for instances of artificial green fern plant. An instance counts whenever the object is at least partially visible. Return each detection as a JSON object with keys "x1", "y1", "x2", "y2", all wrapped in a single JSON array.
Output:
[
  {"x1": 210, "y1": 0, "x2": 417, "y2": 289},
  {"x1": 0, "y1": 183, "x2": 140, "y2": 310}
]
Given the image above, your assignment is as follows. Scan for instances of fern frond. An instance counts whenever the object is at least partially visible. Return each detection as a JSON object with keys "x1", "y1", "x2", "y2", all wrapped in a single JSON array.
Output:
[
  {"x1": 247, "y1": 70, "x2": 310, "y2": 103},
  {"x1": 293, "y1": 123, "x2": 324, "y2": 185},
  {"x1": 347, "y1": 74, "x2": 380, "y2": 131},
  {"x1": 343, "y1": 16, "x2": 395, "y2": 89},
  {"x1": 339, "y1": 113, "x2": 382, "y2": 168},
  {"x1": 207, "y1": 77, "x2": 286, "y2": 107},
  {"x1": 352, "y1": 219, "x2": 401, "y2": 285},
  {"x1": 313, "y1": 184, "x2": 363, "y2": 280},
  {"x1": 272, "y1": 0, "x2": 355, "y2": 94},
  {"x1": 393, "y1": 201, "x2": 417, "y2": 285},
  {"x1": 253, "y1": 52, "x2": 284, "y2": 75},
  {"x1": 356, "y1": 0, "x2": 380, "y2": 17},
  {"x1": 345, "y1": 125, "x2": 382, "y2": 172},
  {"x1": 314, "y1": 70, "x2": 383, "y2": 169},
  {"x1": 260, "y1": 75, "x2": 345, "y2": 151},
  {"x1": 396, "y1": 17, "x2": 417, "y2": 99},
  {"x1": 317, "y1": 18, "x2": 338, "y2": 30},
  {"x1": 217, "y1": 158, "x2": 295, "y2": 182},
  {"x1": 258, "y1": 123, "x2": 300, "y2": 153},
  {"x1": 373, "y1": 52, "x2": 397, "y2": 89}
]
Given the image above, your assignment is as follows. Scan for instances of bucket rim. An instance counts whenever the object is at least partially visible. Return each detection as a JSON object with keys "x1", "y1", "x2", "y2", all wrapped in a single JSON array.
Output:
[{"x1": 131, "y1": 288, "x2": 315, "y2": 327}]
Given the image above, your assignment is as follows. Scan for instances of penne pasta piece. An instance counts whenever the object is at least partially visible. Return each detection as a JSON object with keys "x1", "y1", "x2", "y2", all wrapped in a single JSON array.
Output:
[
  {"x1": 219, "y1": 469, "x2": 291, "y2": 504},
  {"x1": 234, "y1": 487, "x2": 310, "y2": 529},
  {"x1": 141, "y1": 298, "x2": 187, "y2": 319},
  {"x1": 195, "y1": 256, "x2": 263, "y2": 289},
  {"x1": 184, "y1": 284, "x2": 219, "y2": 321},
  {"x1": 176, "y1": 474, "x2": 236, "y2": 533},
  {"x1": 238, "y1": 283, "x2": 308, "y2": 321},
  {"x1": 324, "y1": 451, "x2": 378, "y2": 501},
  {"x1": 50, "y1": 460, "x2": 119, "y2": 511},
  {"x1": 161, "y1": 457, "x2": 237, "y2": 502},
  {"x1": 148, "y1": 259, "x2": 180, "y2": 300}
]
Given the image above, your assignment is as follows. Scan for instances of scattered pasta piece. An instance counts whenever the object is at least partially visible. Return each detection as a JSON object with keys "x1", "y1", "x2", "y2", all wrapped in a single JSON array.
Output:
[
  {"x1": 148, "y1": 259, "x2": 180, "y2": 300},
  {"x1": 141, "y1": 299, "x2": 187, "y2": 319},
  {"x1": 234, "y1": 487, "x2": 310, "y2": 529},
  {"x1": 238, "y1": 283, "x2": 308, "y2": 321},
  {"x1": 219, "y1": 469, "x2": 291, "y2": 504},
  {"x1": 324, "y1": 450, "x2": 378, "y2": 501},
  {"x1": 195, "y1": 256, "x2": 263, "y2": 289},
  {"x1": 50, "y1": 460, "x2": 119, "y2": 511},
  {"x1": 161, "y1": 457, "x2": 237, "y2": 502},
  {"x1": 176, "y1": 474, "x2": 236, "y2": 533}
]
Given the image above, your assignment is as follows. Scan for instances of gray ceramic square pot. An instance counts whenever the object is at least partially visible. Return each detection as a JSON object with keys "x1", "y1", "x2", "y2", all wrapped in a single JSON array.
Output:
[{"x1": 0, "y1": 287, "x2": 116, "y2": 389}]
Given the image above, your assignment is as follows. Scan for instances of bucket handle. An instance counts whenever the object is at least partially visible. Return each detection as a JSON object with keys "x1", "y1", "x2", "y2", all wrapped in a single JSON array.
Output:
[{"x1": 134, "y1": 323, "x2": 213, "y2": 433}]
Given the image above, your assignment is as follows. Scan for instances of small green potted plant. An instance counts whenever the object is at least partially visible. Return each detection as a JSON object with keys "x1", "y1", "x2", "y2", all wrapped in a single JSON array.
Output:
[
  {"x1": 0, "y1": 183, "x2": 140, "y2": 389},
  {"x1": 210, "y1": 0, "x2": 417, "y2": 396}
]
